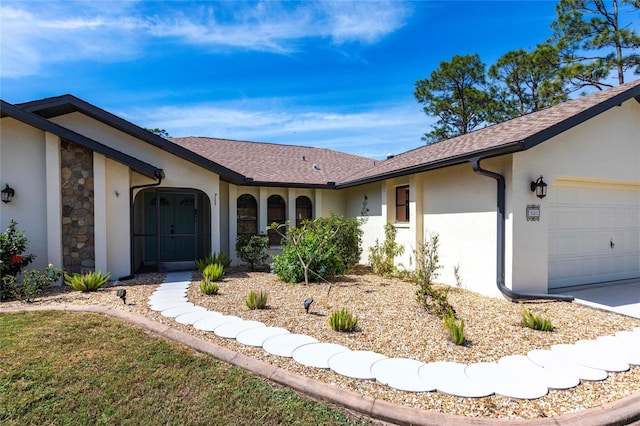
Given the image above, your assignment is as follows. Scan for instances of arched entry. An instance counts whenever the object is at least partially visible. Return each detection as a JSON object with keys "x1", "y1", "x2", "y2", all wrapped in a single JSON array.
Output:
[{"x1": 133, "y1": 188, "x2": 211, "y2": 272}]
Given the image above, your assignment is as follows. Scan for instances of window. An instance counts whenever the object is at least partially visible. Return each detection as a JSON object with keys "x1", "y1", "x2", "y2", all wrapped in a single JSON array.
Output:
[
  {"x1": 396, "y1": 185, "x2": 410, "y2": 223},
  {"x1": 295, "y1": 196, "x2": 313, "y2": 227},
  {"x1": 267, "y1": 195, "x2": 286, "y2": 245},
  {"x1": 237, "y1": 194, "x2": 257, "y2": 235}
]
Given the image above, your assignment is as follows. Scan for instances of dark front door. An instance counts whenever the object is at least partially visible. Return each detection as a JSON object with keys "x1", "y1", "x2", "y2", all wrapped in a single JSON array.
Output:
[{"x1": 134, "y1": 188, "x2": 211, "y2": 272}]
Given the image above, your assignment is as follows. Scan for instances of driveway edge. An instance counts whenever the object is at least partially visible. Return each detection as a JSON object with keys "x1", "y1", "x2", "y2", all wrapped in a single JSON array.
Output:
[{"x1": 2, "y1": 305, "x2": 639, "y2": 426}]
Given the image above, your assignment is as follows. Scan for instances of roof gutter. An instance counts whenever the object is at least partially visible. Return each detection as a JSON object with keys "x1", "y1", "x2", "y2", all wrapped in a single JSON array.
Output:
[{"x1": 470, "y1": 157, "x2": 573, "y2": 302}]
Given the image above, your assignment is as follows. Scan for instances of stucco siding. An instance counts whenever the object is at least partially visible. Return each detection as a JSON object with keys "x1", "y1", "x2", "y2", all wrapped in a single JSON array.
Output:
[
  {"x1": 0, "y1": 118, "x2": 49, "y2": 270},
  {"x1": 343, "y1": 183, "x2": 384, "y2": 265},
  {"x1": 511, "y1": 97, "x2": 640, "y2": 292},
  {"x1": 422, "y1": 163, "x2": 502, "y2": 298},
  {"x1": 104, "y1": 158, "x2": 131, "y2": 278}
]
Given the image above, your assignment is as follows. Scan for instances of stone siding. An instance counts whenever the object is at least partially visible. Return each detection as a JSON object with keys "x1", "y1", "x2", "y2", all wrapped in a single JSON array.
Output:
[{"x1": 60, "y1": 140, "x2": 95, "y2": 273}]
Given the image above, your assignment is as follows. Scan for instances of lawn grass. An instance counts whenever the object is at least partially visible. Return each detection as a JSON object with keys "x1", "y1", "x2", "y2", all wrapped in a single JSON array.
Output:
[{"x1": 0, "y1": 311, "x2": 371, "y2": 425}]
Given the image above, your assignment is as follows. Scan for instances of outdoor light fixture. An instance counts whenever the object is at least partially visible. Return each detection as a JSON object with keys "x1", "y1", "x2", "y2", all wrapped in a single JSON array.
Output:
[
  {"x1": 117, "y1": 289, "x2": 127, "y2": 305},
  {"x1": 1, "y1": 184, "x2": 15, "y2": 203},
  {"x1": 530, "y1": 176, "x2": 547, "y2": 199},
  {"x1": 304, "y1": 298, "x2": 313, "y2": 313}
]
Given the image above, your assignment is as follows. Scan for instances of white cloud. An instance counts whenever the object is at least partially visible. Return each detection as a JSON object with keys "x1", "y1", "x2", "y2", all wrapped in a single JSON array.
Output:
[
  {"x1": 123, "y1": 99, "x2": 428, "y2": 159},
  {"x1": 1, "y1": 1, "x2": 410, "y2": 77},
  {"x1": 0, "y1": 4, "x2": 142, "y2": 77}
]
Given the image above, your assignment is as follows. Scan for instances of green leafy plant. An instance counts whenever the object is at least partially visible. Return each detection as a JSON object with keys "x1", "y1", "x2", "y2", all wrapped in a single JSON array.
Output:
[
  {"x1": 203, "y1": 263, "x2": 224, "y2": 282},
  {"x1": 443, "y1": 307, "x2": 465, "y2": 345},
  {"x1": 328, "y1": 308, "x2": 359, "y2": 332},
  {"x1": 0, "y1": 220, "x2": 37, "y2": 300},
  {"x1": 521, "y1": 305, "x2": 554, "y2": 331},
  {"x1": 65, "y1": 271, "x2": 110, "y2": 292},
  {"x1": 413, "y1": 233, "x2": 452, "y2": 317},
  {"x1": 195, "y1": 252, "x2": 231, "y2": 272},
  {"x1": 368, "y1": 222, "x2": 404, "y2": 277},
  {"x1": 200, "y1": 280, "x2": 219, "y2": 295},
  {"x1": 245, "y1": 289, "x2": 268, "y2": 310},
  {"x1": 272, "y1": 215, "x2": 362, "y2": 284},
  {"x1": 236, "y1": 234, "x2": 269, "y2": 271},
  {"x1": 2, "y1": 264, "x2": 64, "y2": 302}
]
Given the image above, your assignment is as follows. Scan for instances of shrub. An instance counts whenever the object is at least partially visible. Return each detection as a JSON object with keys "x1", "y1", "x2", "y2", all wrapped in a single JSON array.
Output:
[
  {"x1": 368, "y1": 223, "x2": 404, "y2": 277},
  {"x1": 246, "y1": 290, "x2": 268, "y2": 310},
  {"x1": 200, "y1": 280, "x2": 219, "y2": 295},
  {"x1": 65, "y1": 271, "x2": 110, "y2": 292},
  {"x1": 236, "y1": 234, "x2": 269, "y2": 271},
  {"x1": 413, "y1": 233, "x2": 452, "y2": 317},
  {"x1": 328, "y1": 308, "x2": 359, "y2": 332},
  {"x1": 443, "y1": 307, "x2": 465, "y2": 345},
  {"x1": 195, "y1": 252, "x2": 231, "y2": 272},
  {"x1": 522, "y1": 305, "x2": 554, "y2": 331},
  {"x1": 272, "y1": 215, "x2": 362, "y2": 284},
  {"x1": 0, "y1": 220, "x2": 37, "y2": 300},
  {"x1": 203, "y1": 263, "x2": 224, "y2": 282},
  {"x1": 2, "y1": 264, "x2": 64, "y2": 302}
]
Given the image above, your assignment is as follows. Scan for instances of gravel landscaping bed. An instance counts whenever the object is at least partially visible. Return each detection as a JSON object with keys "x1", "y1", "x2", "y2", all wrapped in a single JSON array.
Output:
[{"x1": 3, "y1": 267, "x2": 639, "y2": 420}]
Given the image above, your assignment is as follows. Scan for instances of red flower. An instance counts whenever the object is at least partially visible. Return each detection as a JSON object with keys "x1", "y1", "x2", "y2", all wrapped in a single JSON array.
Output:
[{"x1": 10, "y1": 254, "x2": 22, "y2": 265}]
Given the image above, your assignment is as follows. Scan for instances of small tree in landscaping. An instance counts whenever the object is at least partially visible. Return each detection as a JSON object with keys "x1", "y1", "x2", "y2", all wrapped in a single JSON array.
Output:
[
  {"x1": 271, "y1": 215, "x2": 362, "y2": 285},
  {"x1": 413, "y1": 233, "x2": 452, "y2": 317},
  {"x1": 236, "y1": 234, "x2": 269, "y2": 271}
]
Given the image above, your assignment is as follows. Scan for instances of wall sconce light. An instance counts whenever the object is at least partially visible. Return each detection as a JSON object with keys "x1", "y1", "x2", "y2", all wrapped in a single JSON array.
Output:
[
  {"x1": 1, "y1": 184, "x2": 15, "y2": 203},
  {"x1": 530, "y1": 176, "x2": 547, "y2": 199}
]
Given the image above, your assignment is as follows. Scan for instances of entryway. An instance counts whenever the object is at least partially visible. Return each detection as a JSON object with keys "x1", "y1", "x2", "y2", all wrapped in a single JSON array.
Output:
[{"x1": 133, "y1": 188, "x2": 211, "y2": 272}]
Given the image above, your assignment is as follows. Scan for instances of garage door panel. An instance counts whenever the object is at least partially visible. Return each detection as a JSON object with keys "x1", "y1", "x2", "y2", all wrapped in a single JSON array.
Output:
[{"x1": 548, "y1": 182, "x2": 640, "y2": 289}]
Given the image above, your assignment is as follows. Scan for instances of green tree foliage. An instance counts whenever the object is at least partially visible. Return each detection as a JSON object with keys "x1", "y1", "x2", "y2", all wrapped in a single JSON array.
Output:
[
  {"x1": 551, "y1": 0, "x2": 640, "y2": 90},
  {"x1": 488, "y1": 44, "x2": 568, "y2": 121},
  {"x1": 145, "y1": 128, "x2": 171, "y2": 138},
  {"x1": 236, "y1": 234, "x2": 269, "y2": 271},
  {"x1": 272, "y1": 215, "x2": 362, "y2": 285},
  {"x1": 414, "y1": 54, "x2": 492, "y2": 144}
]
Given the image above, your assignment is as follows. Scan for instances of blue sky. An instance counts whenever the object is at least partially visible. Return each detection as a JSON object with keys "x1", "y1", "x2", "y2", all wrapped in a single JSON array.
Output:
[{"x1": 2, "y1": 1, "x2": 566, "y2": 159}]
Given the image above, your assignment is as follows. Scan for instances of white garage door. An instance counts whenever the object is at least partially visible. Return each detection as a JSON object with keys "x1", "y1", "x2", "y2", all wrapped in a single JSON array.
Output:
[{"x1": 548, "y1": 181, "x2": 640, "y2": 289}]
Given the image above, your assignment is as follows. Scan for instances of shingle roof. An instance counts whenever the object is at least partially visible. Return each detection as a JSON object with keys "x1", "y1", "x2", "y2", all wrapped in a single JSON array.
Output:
[
  {"x1": 338, "y1": 79, "x2": 640, "y2": 187},
  {"x1": 169, "y1": 137, "x2": 374, "y2": 187}
]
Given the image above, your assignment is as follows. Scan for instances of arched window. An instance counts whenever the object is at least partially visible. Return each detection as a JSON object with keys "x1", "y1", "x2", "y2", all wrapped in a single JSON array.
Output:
[
  {"x1": 267, "y1": 195, "x2": 286, "y2": 245},
  {"x1": 295, "y1": 196, "x2": 313, "y2": 227},
  {"x1": 237, "y1": 194, "x2": 257, "y2": 235}
]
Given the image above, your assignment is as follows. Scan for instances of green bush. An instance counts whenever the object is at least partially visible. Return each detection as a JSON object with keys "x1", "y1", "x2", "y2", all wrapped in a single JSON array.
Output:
[
  {"x1": 368, "y1": 223, "x2": 404, "y2": 277},
  {"x1": 2, "y1": 265, "x2": 64, "y2": 302},
  {"x1": 0, "y1": 220, "x2": 37, "y2": 300},
  {"x1": 200, "y1": 280, "x2": 219, "y2": 295},
  {"x1": 246, "y1": 290, "x2": 268, "y2": 310},
  {"x1": 195, "y1": 252, "x2": 231, "y2": 272},
  {"x1": 328, "y1": 308, "x2": 359, "y2": 332},
  {"x1": 443, "y1": 307, "x2": 465, "y2": 345},
  {"x1": 272, "y1": 215, "x2": 362, "y2": 284},
  {"x1": 65, "y1": 271, "x2": 110, "y2": 292},
  {"x1": 236, "y1": 234, "x2": 269, "y2": 271},
  {"x1": 522, "y1": 305, "x2": 554, "y2": 331}
]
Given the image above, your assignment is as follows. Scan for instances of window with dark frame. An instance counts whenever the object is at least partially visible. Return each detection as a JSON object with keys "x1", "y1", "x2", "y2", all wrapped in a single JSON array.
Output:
[
  {"x1": 295, "y1": 196, "x2": 313, "y2": 227},
  {"x1": 237, "y1": 194, "x2": 257, "y2": 236},
  {"x1": 396, "y1": 185, "x2": 410, "y2": 223},
  {"x1": 267, "y1": 195, "x2": 286, "y2": 245}
]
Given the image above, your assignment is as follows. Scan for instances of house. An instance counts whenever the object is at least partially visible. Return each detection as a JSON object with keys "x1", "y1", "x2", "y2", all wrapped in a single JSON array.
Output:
[{"x1": 1, "y1": 80, "x2": 639, "y2": 300}]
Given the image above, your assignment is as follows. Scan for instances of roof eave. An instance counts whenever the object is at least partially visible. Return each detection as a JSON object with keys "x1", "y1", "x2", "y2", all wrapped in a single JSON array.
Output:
[
  {"x1": 1, "y1": 100, "x2": 163, "y2": 180},
  {"x1": 18, "y1": 95, "x2": 248, "y2": 184},
  {"x1": 336, "y1": 142, "x2": 525, "y2": 188}
]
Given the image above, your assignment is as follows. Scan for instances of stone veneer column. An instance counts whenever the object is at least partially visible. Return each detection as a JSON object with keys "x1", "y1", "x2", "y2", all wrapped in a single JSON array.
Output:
[{"x1": 60, "y1": 140, "x2": 95, "y2": 274}]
